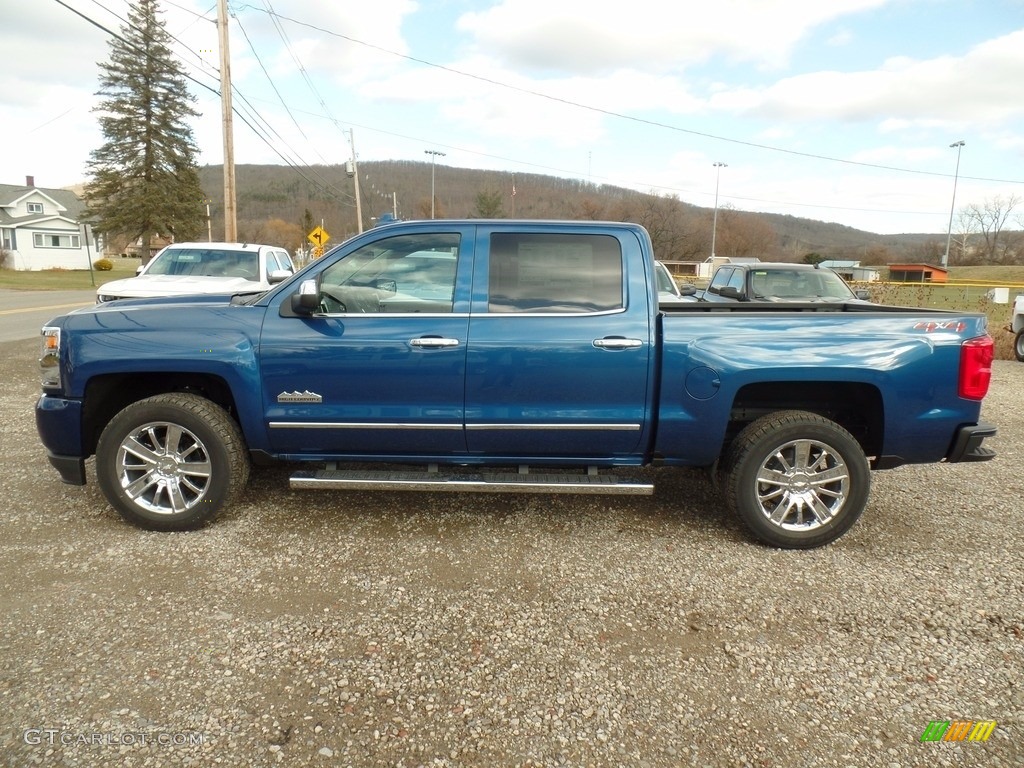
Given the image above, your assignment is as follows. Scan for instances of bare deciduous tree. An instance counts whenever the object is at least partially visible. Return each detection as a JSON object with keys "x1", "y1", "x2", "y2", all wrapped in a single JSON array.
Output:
[
  {"x1": 712, "y1": 207, "x2": 777, "y2": 258},
  {"x1": 961, "y1": 195, "x2": 1021, "y2": 264}
]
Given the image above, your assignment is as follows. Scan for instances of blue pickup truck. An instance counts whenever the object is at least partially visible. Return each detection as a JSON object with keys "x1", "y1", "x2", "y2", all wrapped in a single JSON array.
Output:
[{"x1": 36, "y1": 220, "x2": 996, "y2": 548}]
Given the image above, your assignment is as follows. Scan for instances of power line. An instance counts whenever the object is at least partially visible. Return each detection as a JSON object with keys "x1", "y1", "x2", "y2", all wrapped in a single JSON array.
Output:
[{"x1": 238, "y1": 3, "x2": 1023, "y2": 187}]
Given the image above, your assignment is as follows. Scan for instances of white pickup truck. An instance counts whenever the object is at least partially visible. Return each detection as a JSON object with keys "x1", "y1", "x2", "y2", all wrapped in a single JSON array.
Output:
[
  {"x1": 1012, "y1": 293, "x2": 1024, "y2": 361},
  {"x1": 97, "y1": 242, "x2": 296, "y2": 303}
]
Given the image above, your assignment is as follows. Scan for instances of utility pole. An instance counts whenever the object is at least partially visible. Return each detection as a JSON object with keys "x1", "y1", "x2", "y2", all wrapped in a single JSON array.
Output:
[
  {"x1": 942, "y1": 140, "x2": 965, "y2": 269},
  {"x1": 711, "y1": 162, "x2": 727, "y2": 258},
  {"x1": 349, "y1": 130, "x2": 363, "y2": 234},
  {"x1": 425, "y1": 149, "x2": 445, "y2": 219},
  {"x1": 217, "y1": 0, "x2": 237, "y2": 241}
]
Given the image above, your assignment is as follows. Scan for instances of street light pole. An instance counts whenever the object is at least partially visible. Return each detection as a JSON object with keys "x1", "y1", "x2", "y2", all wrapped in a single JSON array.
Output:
[
  {"x1": 424, "y1": 150, "x2": 446, "y2": 219},
  {"x1": 942, "y1": 140, "x2": 965, "y2": 269},
  {"x1": 711, "y1": 162, "x2": 727, "y2": 258}
]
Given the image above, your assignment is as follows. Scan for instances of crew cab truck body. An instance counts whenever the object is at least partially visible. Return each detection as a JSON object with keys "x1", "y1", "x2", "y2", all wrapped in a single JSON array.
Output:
[{"x1": 36, "y1": 220, "x2": 996, "y2": 549}]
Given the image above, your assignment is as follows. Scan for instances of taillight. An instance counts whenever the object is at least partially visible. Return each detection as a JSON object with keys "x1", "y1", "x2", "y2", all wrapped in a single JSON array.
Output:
[{"x1": 959, "y1": 335, "x2": 993, "y2": 400}]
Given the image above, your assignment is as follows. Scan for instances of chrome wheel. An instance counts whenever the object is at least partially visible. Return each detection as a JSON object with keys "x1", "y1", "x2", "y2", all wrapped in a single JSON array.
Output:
[
  {"x1": 724, "y1": 410, "x2": 869, "y2": 548},
  {"x1": 115, "y1": 421, "x2": 213, "y2": 515},
  {"x1": 753, "y1": 438, "x2": 850, "y2": 532}
]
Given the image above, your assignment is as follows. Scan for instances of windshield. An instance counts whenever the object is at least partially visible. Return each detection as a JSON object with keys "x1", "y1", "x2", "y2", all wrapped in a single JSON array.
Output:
[
  {"x1": 750, "y1": 269, "x2": 856, "y2": 300},
  {"x1": 146, "y1": 248, "x2": 260, "y2": 280}
]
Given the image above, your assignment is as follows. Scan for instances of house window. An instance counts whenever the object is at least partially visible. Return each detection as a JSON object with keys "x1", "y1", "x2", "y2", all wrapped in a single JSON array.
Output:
[
  {"x1": 27, "y1": 202, "x2": 43, "y2": 214},
  {"x1": 33, "y1": 233, "x2": 81, "y2": 249}
]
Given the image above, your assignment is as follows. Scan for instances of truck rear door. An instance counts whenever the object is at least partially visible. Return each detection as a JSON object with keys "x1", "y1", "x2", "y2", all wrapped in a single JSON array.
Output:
[{"x1": 464, "y1": 226, "x2": 654, "y2": 459}]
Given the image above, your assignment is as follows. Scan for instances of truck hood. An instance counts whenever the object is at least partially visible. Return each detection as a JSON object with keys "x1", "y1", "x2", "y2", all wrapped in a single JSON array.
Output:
[{"x1": 97, "y1": 274, "x2": 265, "y2": 302}]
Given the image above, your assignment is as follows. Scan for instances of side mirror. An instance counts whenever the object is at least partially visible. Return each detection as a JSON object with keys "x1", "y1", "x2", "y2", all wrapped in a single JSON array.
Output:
[
  {"x1": 678, "y1": 284, "x2": 696, "y2": 296},
  {"x1": 268, "y1": 269, "x2": 291, "y2": 285},
  {"x1": 290, "y1": 279, "x2": 320, "y2": 315},
  {"x1": 855, "y1": 289, "x2": 871, "y2": 301},
  {"x1": 135, "y1": 265, "x2": 144, "y2": 275},
  {"x1": 719, "y1": 286, "x2": 747, "y2": 301}
]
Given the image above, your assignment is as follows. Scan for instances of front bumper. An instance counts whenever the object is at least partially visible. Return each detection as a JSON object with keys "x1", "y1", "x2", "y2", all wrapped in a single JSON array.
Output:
[
  {"x1": 36, "y1": 394, "x2": 87, "y2": 483},
  {"x1": 47, "y1": 453, "x2": 87, "y2": 485},
  {"x1": 946, "y1": 422, "x2": 997, "y2": 463}
]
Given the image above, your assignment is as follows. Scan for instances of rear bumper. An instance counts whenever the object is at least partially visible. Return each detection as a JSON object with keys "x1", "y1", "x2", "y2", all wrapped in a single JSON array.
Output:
[{"x1": 946, "y1": 422, "x2": 997, "y2": 463}]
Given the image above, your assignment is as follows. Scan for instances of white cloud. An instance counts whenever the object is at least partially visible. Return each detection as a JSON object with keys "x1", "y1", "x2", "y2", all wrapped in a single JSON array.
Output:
[
  {"x1": 713, "y1": 29, "x2": 1024, "y2": 127},
  {"x1": 242, "y1": 0, "x2": 419, "y2": 85},
  {"x1": 456, "y1": 0, "x2": 890, "y2": 74}
]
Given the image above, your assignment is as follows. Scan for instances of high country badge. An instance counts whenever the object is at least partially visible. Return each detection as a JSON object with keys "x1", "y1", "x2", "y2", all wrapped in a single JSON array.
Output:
[{"x1": 277, "y1": 390, "x2": 323, "y2": 404}]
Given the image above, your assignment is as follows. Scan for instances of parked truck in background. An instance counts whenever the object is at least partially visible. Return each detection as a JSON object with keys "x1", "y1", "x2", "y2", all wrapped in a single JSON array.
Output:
[
  {"x1": 700, "y1": 261, "x2": 871, "y2": 303},
  {"x1": 1012, "y1": 293, "x2": 1024, "y2": 362},
  {"x1": 36, "y1": 220, "x2": 996, "y2": 549}
]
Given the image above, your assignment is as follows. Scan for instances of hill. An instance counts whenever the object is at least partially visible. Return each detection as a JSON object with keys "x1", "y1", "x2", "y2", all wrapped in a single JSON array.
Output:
[{"x1": 197, "y1": 162, "x2": 949, "y2": 263}]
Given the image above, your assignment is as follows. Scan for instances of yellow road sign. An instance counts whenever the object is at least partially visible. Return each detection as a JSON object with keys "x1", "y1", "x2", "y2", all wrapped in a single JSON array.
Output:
[{"x1": 308, "y1": 226, "x2": 330, "y2": 246}]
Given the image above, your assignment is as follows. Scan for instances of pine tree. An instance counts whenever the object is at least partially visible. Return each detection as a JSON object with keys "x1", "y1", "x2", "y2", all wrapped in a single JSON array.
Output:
[{"x1": 83, "y1": 0, "x2": 205, "y2": 261}]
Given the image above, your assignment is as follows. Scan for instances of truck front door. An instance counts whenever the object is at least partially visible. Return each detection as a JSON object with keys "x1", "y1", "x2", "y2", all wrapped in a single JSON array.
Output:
[{"x1": 258, "y1": 230, "x2": 472, "y2": 457}]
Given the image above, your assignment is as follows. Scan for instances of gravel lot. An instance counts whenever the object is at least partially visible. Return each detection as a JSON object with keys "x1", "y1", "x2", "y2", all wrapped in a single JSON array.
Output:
[{"x1": 1, "y1": 336, "x2": 1021, "y2": 767}]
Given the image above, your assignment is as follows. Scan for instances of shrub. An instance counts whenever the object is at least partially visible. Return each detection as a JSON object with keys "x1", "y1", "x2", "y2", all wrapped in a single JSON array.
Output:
[{"x1": 94, "y1": 258, "x2": 114, "y2": 271}]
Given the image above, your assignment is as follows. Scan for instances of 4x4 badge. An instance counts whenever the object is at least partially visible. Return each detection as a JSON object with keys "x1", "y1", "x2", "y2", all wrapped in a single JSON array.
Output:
[{"x1": 277, "y1": 390, "x2": 323, "y2": 404}]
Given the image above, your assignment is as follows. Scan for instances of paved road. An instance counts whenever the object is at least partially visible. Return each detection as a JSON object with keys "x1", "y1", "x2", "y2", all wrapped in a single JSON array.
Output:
[{"x1": 0, "y1": 289, "x2": 96, "y2": 342}]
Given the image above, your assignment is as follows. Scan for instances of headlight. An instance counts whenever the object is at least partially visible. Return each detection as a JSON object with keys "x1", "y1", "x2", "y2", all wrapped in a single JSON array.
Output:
[{"x1": 40, "y1": 326, "x2": 61, "y2": 388}]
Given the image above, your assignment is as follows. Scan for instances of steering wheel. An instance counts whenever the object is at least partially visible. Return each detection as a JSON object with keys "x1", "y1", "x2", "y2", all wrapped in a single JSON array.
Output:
[{"x1": 318, "y1": 289, "x2": 347, "y2": 314}]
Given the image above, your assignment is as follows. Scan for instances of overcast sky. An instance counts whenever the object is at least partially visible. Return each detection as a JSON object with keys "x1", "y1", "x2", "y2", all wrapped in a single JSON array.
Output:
[{"x1": 4, "y1": 0, "x2": 1024, "y2": 235}]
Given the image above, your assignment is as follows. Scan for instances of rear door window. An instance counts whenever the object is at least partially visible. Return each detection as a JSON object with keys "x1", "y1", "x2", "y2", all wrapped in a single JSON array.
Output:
[{"x1": 486, "y1": 233, "x2": 623, "y2": 313}]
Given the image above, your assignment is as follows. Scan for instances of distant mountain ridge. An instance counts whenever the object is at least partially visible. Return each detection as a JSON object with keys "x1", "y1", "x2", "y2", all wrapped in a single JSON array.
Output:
[{"x1": 195, "y1": 162, "x2": 943, "y2": 261}]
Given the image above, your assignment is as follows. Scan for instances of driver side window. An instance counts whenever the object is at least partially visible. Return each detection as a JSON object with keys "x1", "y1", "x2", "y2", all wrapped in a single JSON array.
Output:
[{"x1": 319, "y1": 233, "x2": 460, "y2": 314}]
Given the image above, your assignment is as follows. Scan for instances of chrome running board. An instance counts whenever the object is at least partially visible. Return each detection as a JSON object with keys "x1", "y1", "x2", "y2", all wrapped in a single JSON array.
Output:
[{"x1": 289, "y1": 467, "x2": 653, "y2": 495}]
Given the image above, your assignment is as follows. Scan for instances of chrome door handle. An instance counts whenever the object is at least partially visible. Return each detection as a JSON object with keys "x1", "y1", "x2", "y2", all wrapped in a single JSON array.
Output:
[
  {"x1": 410, "y1": 337, "x2": 460, "y2": 348},
  {"x1": 593, "y1": 337, "x2": 643, "y2": 349}
]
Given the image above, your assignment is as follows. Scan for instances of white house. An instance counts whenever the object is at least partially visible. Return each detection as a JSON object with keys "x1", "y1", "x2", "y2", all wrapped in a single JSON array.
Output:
[{"x1": 0, "y1": 177, "x2": 99, "y2": 270}]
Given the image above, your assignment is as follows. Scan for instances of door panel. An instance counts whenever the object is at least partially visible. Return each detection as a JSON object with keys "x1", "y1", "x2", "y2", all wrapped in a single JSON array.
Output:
[
  {"x1": 259, "y1": 231, "x2": 471, "y2": 458},
  {"x1": 464, "y1": 229, "x2": 652, "y2": 459}
]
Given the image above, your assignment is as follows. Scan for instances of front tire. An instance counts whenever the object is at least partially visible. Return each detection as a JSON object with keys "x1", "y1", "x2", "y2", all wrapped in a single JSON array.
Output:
[
  {"x1": 723, "y1": 410, "x2": 870, "y2": 549},
  {"x1": 96, "y1": 393, "x2": 250, "y2": 531}
]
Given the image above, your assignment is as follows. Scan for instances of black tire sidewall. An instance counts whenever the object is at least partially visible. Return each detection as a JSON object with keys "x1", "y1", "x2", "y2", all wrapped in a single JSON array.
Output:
[
  {"x1": 96, "y1": 395, "x2": 241, "y2": 531},
  {"x1": 1015, "y1": 330, "x2": 1024, "y2": 362},
  {"x1": 727, "y1": 414, "x2": 870, "y2": 549}
]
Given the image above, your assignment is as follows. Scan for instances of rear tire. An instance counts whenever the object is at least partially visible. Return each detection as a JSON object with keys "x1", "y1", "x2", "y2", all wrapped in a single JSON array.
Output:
[
  {"x1": 1015, "y1": 329, "x2": 1024, "y2": 362},
  {"x1": 723, "y1": 410, "x2": 870, "y2": 549},
  {"x1": 96, "y1": 393, "x2": 250, "y2": 531}
]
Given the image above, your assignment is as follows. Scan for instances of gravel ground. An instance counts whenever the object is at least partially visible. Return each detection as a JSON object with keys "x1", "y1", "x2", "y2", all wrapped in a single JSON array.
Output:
[{"x1": 1, "y1": 336, "x2": 1021, "y2": 767}]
